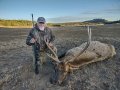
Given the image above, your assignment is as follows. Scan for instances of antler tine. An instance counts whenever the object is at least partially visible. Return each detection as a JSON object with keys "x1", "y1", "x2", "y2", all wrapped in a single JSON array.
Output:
[
  {"x1": 44, "y1": 40, "x2": 60, "y2": 63},
  {"x1": 89, "y1": 26, "x2": 92, "y2": 43},
  {"x1": 66, "y1": 26, "x2": 91, "y2": 63}
]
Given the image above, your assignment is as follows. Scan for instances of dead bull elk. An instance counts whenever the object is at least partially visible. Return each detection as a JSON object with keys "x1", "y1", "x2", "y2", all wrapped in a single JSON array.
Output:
[{"x1": 45, "y1": 26, "x2": 116, "y2": 85}]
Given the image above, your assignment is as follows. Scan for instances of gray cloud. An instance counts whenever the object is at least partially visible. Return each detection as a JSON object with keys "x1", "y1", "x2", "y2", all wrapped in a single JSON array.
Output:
[
  {"x1": 46, "y1": 8, "x2": 120, "y2": 23},
  {"x1": 81, "y1": 8, "x2": 120, "y2": 15},
  {"x1": 47, "y1": 16, "x2": 95, "y2": 23},
  {"x1": 104, "y1": 8, "x2": 120, "y2": 13},
  {"x1": 81, "y1": 12, "x2": 98, "y2": 15}
]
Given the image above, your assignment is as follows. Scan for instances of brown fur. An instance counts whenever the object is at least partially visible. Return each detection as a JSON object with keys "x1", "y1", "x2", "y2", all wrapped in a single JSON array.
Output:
[
  {"x1": 54, "y1": 41, "x2": 116, "y2": 84},
  {"x1": 45, "y1": 33, "x2": 116, "y2": 85}
]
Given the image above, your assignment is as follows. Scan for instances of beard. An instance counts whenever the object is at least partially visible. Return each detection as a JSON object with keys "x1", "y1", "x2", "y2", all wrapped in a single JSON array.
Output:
[{"x1": 39, "y1": 26, "x2": 45, "y2": 31}]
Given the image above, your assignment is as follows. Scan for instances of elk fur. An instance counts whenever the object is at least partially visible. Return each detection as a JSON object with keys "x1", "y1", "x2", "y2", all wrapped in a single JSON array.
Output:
[{"x1": 45, "y1": 26, "x2": 116, "y2": 84}]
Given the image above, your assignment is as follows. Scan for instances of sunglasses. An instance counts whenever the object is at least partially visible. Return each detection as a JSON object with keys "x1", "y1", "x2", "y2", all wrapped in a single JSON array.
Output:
[{"x1": 38, "y1": 22, "x2": 45, "y2": 24}]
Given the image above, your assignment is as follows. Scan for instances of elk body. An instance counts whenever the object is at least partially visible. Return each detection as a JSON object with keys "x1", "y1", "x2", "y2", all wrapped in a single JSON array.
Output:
[{"x1": 45, "y1": 27, "x2": 116, "y2": 85}]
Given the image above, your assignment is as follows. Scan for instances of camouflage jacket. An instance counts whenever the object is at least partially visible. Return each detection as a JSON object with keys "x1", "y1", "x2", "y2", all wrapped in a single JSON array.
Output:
[{"x1": 26, "y1": 24, "x2": 55, "y2": 50}]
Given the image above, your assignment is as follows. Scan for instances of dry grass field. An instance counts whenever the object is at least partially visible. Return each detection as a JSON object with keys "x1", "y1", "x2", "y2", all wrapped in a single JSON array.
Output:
[{"x1": 0, "y1": 24, "x2": 120, "y2": 90}]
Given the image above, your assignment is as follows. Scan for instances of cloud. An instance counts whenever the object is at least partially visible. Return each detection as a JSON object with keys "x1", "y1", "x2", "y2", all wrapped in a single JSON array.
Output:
[
  {"x1": 46, "y1": 8, "x2": 120, "y2": 23},
  {"x1": 81, "y1": 8, "x2": 120, "y2": 15},
  {"x1": 103, "y1": 8, "x2": 120, "y2": 13},
  {"x1": 81, "y1": 12, "x2": 98, "y2": 15},
  {"x1": 47, "y1": 16, "x2": 95, "y2": 23},
  {"x1": 47, "y1": 16, "x2": 81, "y2": 23}
]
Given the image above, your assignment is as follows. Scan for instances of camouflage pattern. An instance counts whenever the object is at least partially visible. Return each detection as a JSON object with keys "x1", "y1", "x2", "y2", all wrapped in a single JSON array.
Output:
[
  {"x1": 26, "y1": 24, "x2": 55, "y2": 47},
  {"x1": 26, "y1": 24, "x2": 55, "y2": 74}
]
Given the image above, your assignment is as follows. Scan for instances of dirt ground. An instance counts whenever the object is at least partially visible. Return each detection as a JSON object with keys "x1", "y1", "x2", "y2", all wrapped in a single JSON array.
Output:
[{"x1": 0, "y1": 24, "x2": 120, "y2": 90}]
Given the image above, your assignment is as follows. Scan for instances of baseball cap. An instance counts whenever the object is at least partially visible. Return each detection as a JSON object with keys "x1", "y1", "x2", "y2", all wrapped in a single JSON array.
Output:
[{"x1": 37, "y1": 17, "x2": 46, "y2": 23}]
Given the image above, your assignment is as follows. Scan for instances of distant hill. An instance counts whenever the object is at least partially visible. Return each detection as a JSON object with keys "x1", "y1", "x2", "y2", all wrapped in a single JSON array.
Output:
[
  {"x1": 84, "y1": 19, "x2": 120, "y2": 24},
  {"x1": 105, "y1": 20, "x2": 120, "y2": 24},
  {"x1": 84, "y1": 19, "x2": 108, "y2": 23}
]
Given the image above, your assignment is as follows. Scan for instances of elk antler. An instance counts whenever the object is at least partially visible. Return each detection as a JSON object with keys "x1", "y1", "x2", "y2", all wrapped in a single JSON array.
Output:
[
  {"x1": 65, "y1": 26, "x2": 92, "y2": 63},
  {"x1": 44, "y1": 40, "x2": 60, "y2": 63}
]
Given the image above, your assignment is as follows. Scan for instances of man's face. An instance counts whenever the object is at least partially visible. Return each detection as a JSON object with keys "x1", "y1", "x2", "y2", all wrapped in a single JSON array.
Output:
[{"x1": 37, "y1": 22, "x2": 45, "y2": 27}]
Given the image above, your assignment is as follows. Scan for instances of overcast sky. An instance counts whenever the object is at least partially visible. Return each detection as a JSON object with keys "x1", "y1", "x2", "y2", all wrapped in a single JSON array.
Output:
[{"x1": 0, "y1": 0, "x2": 120, "y2": 23}]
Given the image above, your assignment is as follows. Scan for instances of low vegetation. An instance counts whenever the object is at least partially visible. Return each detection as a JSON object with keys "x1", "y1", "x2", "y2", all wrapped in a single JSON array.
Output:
[{"x1": 0, "y1": 18, "x2": 119, "y2": 28}]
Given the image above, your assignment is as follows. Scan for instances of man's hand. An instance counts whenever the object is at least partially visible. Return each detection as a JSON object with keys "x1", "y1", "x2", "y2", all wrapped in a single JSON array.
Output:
[
  {"x1": 48, "y1": 42, "x2": 53, "y2": 47},
  {"x1": 30, "y1": 38, "x2": 36, "y2": 43}
]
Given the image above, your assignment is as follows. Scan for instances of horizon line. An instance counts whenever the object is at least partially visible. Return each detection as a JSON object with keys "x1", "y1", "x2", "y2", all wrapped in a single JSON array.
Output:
[{"x1": 0, "y1": 18, "x2": 120, "y2": 23}]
